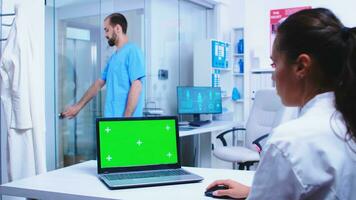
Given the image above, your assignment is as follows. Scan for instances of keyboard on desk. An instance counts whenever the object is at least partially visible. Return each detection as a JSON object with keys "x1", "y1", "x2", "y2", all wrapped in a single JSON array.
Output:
[
  {"x1": 103, "y1": 169, "x2": 190, "y2": 181},
  {"x1": 189, "y1": 120, "x2": 211, "y2": 127}
]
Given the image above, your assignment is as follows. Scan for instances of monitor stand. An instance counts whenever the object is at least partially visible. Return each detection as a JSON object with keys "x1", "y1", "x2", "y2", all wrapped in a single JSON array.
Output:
[
  {"x1": 189, "y1": 114, "x2": 211, "y2": 127},
  {"x1": 193, "y1": 114, "x2": 201, "y2": 123}
]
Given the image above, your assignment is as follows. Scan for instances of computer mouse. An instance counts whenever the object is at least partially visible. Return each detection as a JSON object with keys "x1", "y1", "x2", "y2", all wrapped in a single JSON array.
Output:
[{"x1": 205, "y1": 185, "x2": 230, "y2": 199}]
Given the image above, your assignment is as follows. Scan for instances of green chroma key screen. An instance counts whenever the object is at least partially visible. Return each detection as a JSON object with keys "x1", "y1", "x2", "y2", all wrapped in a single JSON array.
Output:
[{"x1": 98, "y1": 119, "x2": 178, "y2": 168}]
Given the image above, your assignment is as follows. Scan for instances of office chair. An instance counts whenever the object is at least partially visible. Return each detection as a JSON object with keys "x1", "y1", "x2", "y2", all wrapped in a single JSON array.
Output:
[{"x1": 213, "y1": 88, "x2": 296, "y2": 170}]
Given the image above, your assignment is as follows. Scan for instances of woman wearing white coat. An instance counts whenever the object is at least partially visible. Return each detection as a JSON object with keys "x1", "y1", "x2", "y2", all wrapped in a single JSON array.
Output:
[{"x1": 207, "y1": 8, "x2": 356, "y2": 199}]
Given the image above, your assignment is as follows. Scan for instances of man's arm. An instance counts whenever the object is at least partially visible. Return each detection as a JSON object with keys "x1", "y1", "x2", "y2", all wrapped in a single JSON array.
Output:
[
  {"x1": 124, "y1": 79, "x2": 143, "y2": 117},
  {"x1": 62, "y1": 79, "x2": 105, "y2": 119}
]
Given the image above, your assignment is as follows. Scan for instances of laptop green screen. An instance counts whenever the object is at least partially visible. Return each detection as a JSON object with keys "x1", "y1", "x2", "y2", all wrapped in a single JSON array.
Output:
[{"x1": 98, "y1": 119, "x2": 178, "y2": 168}]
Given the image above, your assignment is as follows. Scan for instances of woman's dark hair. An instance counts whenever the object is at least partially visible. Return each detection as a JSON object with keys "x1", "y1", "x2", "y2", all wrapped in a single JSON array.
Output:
[
  {"x1": 276, "y1": 8, "x2": 356, "y2": 143},
  {"x1": 105, "y1": 13, "x2": 128, "y2": 34}
]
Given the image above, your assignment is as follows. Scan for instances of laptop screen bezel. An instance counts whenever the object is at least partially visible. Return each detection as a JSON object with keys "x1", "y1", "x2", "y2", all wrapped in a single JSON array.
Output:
[{"x1": 96, "y1": 116, "x2": 181, "y2": 174}]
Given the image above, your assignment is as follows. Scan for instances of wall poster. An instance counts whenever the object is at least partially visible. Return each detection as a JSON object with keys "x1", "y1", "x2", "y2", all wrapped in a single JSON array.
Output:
[{"x1": 270, "y1": 6, "x2": 311, "y2": 52}]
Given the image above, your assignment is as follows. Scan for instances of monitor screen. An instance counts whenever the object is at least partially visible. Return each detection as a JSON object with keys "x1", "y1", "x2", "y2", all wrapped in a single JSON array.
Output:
[
  {"x1": 97, "y1": 117, "x2": 179, "y2": 169},
  {"x1": 177, "y1": 86, "x2": 222, "y2": 114}
]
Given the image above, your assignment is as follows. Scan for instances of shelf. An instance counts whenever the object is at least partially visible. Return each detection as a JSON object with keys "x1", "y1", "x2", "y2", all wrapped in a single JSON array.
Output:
[
  {"x1": 222, "y1": 96, "x2": 232, "y2": 99},
  {"x1": 233, "y1": 53, "x2": 244, "y2": 57},
  {"x1": 231, "y1": 27, "x2": 245, "y2": 123},
  {"x1": 212, "y1": 67, "x2": 231, "y2": 71},
  {"x1": 251, "y1": 68, "x2": 274, "y2": 73},
  {"x1": 233, "y1": 27, "x2": 244, "y2": 31},
  {"x1": 233, "y1": 73, "x2": 244, "y2": 76},
  {"x1": 233, "y1": 99, "x2": 244, "y2": 103},
  {"x1": 213, "y1": 67, "x2": 231, "y2": 72}
]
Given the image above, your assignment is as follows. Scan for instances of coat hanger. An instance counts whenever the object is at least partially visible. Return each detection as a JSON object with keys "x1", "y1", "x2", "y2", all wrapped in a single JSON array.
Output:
[{"x1": 0, "y1": 6, "x2": 17, "y2": 41}]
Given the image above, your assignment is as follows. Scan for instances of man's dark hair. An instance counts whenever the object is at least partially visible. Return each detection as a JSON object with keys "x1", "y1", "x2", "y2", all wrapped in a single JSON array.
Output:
[{"x1": 105, "y1": 13, "x2": 128, "y2": 34}]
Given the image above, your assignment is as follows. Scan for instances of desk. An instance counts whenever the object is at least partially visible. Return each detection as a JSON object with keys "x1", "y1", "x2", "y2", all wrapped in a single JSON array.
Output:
[
  {"x1": 0, "y1": 161, "x2": 255, "y2": 200},
  {"x1": 179, "y1": 121, "x2": 242, "y2": 167},
  {"x1": 178, "y1": 121, "x2": 241, "y2": 137}
]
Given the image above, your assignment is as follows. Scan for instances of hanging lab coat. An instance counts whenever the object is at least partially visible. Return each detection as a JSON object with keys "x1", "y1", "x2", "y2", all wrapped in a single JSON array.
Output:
[
  {"x1": 247, "y1": 92, "x2": 356, "y2": 199},
  {"x1": 0, "y1": 1, "x2": 46, "y2": 182}
]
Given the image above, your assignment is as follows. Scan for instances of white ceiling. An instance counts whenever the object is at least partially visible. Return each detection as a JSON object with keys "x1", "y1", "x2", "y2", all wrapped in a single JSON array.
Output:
[
  {"x1": 46, "y1": 0, "x2": 99, "y2": 8},
  {"x1": 48, "y1": 0, "x2": 219, "y2": 8}
]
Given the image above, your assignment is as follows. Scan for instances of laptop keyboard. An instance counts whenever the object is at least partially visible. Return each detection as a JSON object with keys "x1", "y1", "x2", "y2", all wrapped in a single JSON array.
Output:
[{"x1": 104, "y1": 169, "x2": 190, "y2": 180}]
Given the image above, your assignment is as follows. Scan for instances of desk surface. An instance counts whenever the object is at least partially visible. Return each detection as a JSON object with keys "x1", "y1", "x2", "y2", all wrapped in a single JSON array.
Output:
[
  {"x1": 179, "y1": 121, "x2": 242, "y2": 137},
  {"x1": 0, "y1": 161, "x2": 255, "y2": 200}
]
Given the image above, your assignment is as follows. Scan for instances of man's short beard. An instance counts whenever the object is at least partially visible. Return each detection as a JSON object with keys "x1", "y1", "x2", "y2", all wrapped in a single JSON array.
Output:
[{"x1": 107, "y1": 33, "x2": 117, "y2": 47}]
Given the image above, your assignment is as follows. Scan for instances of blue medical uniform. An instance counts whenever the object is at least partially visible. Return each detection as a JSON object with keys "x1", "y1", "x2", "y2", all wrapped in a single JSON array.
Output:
[{"x1": 101, "y1": 42, "x2": 145, "y2": 117}]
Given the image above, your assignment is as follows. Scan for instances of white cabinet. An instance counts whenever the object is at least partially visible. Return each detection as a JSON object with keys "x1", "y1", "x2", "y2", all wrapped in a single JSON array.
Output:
[
  {"x1": 230, "y1": 28, "x2": 275, "y2": 122},
  {"x1": 193, "y1": 33, "x2": 275, "y2": 124},
  {"x1": 231, "y1": 28, "x2": 245, "y2": 122},
  {"x1": 250, "y1": 68, "x2": 274, "y2": 100}
]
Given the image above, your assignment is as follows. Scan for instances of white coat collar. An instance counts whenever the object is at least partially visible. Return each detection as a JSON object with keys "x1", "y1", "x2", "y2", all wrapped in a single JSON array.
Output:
[{"x1": 298, "y1": 92, "x2": 335, "y2": 117}]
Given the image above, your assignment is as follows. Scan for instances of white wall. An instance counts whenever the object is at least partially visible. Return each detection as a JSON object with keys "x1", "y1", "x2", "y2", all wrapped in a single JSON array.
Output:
[
  {"x1": 57, "y1": 0, "x2": 144, "y2": 20},
  {"x1": 245, "y1": 0, "x2": 356, "y2": 70},
  {"x1": 146, "y1": 0, "x2": 179, "y2": 115},
  {"x1": 213, "y1": 0, "x2": 244, "y2": 40},
  {"x1": 216, "y1": 0, "x2": 356, "y2": 121},
  {"x1": 146, "y1": 0, "x2": 210, "y2": 115}
]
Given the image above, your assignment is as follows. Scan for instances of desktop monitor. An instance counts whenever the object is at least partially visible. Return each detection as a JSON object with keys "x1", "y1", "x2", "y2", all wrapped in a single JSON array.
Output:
[{"x1": 177, "y1": 86, "x2": 222, "y2": 120}]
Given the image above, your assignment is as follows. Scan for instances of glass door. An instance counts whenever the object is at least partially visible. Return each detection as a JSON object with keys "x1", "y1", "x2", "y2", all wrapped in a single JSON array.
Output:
[
  {"x1": 57, "y1": 18, "x2": 102, "y2": 167},
  {"x1": 54, "y1": 0, "x2": 146, "y2": 168},
  {"x1": 51, "y1": 0, "x2": 209, "y2": 168}
]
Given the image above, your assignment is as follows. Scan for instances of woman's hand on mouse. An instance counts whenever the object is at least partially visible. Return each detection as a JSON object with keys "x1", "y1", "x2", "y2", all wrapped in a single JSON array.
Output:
[{"x1": 206, "y1": 179, "x2": 250, "y2": 199}]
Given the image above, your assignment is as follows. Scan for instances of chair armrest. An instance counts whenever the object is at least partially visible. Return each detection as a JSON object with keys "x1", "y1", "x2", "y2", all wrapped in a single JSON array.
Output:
[
  {"x1": 216, "y1": 128, "x2": 246, "y2": 146},
  {"x1": 252, "y1": 133, "x2": 269, "y2": 153}
]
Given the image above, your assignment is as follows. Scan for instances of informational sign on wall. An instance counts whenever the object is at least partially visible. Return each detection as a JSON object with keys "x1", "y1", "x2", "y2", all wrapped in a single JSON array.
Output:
[
  {"x1": 270, "y1": 6, "x2": 311, "y2": 52},
  {"x1": 211, "y1": 40, "x2": 228, "y2": 68}
]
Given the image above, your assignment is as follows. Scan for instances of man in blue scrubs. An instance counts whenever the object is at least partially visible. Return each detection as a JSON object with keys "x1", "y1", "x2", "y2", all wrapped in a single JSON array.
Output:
[{"x1": 62, "y1": 13, "x2": 145, "y2": 118}]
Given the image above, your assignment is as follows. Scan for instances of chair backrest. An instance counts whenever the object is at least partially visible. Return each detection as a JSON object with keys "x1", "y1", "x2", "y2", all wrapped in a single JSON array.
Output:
[{"x1": 245, "y1": 88, "x2": 296, "y2": 150}]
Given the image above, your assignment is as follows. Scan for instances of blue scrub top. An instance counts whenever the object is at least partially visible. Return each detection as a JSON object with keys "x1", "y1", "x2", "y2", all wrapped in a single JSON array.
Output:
[{"x1": 101, "y1": 42, "x2": 145, "y2": 117}]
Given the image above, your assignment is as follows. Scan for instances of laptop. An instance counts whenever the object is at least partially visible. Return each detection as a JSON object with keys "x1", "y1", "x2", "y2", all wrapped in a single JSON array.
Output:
[{"x1": 96, "y1": 116, "x2": 203, "y2": 189}]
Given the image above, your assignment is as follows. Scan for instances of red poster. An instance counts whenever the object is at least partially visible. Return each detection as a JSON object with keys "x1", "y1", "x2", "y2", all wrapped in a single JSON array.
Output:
[{"x1": 270, "y1": 6, "x2": 311, "y2": 52}]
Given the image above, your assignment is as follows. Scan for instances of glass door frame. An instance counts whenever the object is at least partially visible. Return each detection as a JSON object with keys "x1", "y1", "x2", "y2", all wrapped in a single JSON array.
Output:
[{"x1": 45, "y1": 0, "x2": 217, "y2": 170}]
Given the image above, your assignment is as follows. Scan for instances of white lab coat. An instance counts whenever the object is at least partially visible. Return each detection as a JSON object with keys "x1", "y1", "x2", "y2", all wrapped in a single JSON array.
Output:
[
  {"x1": 247, "y1": 92, "x2": 356, "y2": 200},
  {"x1": 0, "y1": 2, "x2": 46, "y2": 182}
]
